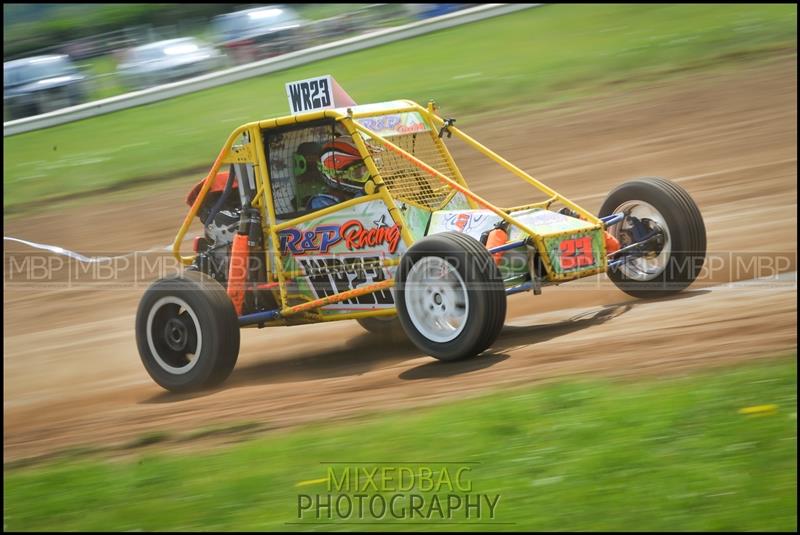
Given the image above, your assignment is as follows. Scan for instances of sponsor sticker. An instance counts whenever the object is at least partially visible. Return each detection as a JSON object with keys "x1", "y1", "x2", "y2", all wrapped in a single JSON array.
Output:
[
  {"x1": 297, "y1": 253, "x2": 395, "y2": 309},
  {"x1": 356, "y1": 112, "x2": 429, "y2": 136},
  {"x1": 279, "y1": 215, "x2": 401, "y2": 255},
  {"x1": 547, "y1": 231, "x2": 604, "y2": 273}
]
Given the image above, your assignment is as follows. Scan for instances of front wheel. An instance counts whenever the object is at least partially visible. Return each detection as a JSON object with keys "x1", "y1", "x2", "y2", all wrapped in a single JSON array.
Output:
[
  {"x1": 396, "y1": 231, "x2": 507, "y2": 361},
  {"x1": 135, "y1": 270, "x2": 240, "y2": 393},
  {"x1": 600, "y1": 177, "x2": 706, "y2": 298}
]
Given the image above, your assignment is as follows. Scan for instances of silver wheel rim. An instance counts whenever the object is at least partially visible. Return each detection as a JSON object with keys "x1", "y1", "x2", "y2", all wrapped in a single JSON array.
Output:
[
  {"x1": 609, "y1": 200, "x2": 672, "y2": 281},
  {"x1": 404, "y1": 257, "x2": 469, "y2": 343},
  {"x1": 146, "y1": 296, "x2": 203, "y2": 375}
]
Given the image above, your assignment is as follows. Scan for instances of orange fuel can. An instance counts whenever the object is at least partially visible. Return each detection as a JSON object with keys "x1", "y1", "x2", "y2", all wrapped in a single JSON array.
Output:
[{"x1": 485, "y1": 227, "x2": 509, "y2": 264}]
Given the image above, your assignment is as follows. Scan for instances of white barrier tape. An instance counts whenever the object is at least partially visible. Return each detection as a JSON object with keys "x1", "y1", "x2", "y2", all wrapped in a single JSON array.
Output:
[{"x1": 3, "y1": 236, "x2": 171, "y2": 263}]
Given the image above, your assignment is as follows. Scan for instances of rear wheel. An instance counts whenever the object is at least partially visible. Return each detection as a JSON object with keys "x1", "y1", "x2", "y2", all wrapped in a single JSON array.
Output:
[
  {"x1": 600, "y1": 177, "x2": 706, "y2": 298},
  {"x1": 356, "y1": 315, "x2": 406, "y2": 340},
  {"x1": 136, "y1": 270, "x2": 240, "y2": 393},
  {"x1": 396, "y1": 231, "x2": 506, "y2": 361}
]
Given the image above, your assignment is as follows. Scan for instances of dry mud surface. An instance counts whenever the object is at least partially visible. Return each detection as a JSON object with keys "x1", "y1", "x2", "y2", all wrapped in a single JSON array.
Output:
[{"x1": 3, "y1": 58, "x2": 797, "y2": 462}]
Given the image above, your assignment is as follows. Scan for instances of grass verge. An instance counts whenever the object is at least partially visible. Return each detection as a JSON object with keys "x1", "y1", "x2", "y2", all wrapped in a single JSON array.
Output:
[
  {"x1": 4, "y1": 356, "x2": 796, "y2": 531},
  {"x1": 3, "y1": 3, "x2": 796, "y2": 209}
]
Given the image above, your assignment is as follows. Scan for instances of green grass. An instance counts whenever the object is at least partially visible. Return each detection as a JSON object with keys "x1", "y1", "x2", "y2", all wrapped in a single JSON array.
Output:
[
  {"x1": 4, "y1": 356, "x2": 797, "y2": 531},
  {"x1": 3, "y1": 4, "x2": 796, "y2": 210}
]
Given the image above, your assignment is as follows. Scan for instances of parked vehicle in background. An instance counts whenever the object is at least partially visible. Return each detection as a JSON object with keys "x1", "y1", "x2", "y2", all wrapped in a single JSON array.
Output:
[
  {"x1": 117, "y1": 37, "x2": 225, "y2": 90},
  {"x1": 3, "y1": 55, "x2": 89, "y2": 120},
  {"x1": 212, "y1": 5, "x2": 310, "y2": 65}
]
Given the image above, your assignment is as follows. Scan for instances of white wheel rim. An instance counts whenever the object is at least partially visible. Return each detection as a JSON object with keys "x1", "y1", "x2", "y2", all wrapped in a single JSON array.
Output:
[
  {"x1": 404, "y1": 257, "x2": 469, "y2": 343},
  {"x1": 609, "y1": 200, "x2": 672, "y2": 281},
  {"x1": 146, "y1": 296, "x2": 203, "y2": 375}
]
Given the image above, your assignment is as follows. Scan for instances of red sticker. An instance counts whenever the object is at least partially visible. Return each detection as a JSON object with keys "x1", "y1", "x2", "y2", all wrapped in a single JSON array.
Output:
[{"x1": 559, "y1": 236, "x2": 594, "y2": 270}]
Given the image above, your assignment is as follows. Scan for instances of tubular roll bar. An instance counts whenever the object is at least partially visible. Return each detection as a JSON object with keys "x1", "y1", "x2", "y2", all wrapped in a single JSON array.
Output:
[{"x1": 176, "y1": 101, "x2": 608, "y2": 323}]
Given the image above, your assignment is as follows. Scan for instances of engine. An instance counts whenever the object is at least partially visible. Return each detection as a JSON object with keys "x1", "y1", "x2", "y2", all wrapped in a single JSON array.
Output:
[
  {"x1": 192, "y1": 180, "x2": 242, "y2": 285},
  {"x1": 200, "y1": 207, "x2": 241, "y2": 283}
]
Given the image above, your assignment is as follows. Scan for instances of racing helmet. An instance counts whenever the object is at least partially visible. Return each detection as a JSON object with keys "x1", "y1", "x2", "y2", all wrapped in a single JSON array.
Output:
[{"x1": 317, "y1": 137, "x2": 370, "y2": 194}]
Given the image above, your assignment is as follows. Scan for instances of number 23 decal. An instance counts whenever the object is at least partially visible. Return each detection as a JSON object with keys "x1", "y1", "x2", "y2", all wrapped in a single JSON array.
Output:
[{"x1": 559, "y1": 236, "x2": 595, "y2": 270}]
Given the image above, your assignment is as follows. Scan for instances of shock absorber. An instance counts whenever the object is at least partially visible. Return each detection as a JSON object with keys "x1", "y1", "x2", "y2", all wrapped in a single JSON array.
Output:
[
  {"x1": 246, "y1": 208, "x2": 274, "y2": 312},
  {"x1": 227, "y1": 161, "x2": 262, "y2": 316},
  {"x1": 227, "y1": 209, "x2": 256, "y2": 316}
]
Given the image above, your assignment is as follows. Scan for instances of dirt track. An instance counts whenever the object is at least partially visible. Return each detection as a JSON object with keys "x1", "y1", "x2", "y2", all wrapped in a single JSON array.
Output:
[{"x1": 3, "y1": 57, "x2": 797, "y2": 463}]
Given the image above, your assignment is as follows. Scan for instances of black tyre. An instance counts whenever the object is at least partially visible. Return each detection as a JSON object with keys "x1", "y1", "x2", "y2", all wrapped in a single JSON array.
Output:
[
  {"x1": 356, "y1": 315, "x2": 407, "y2": 341},
  {"x1": 396, "y1": 231, "x2": 507, "y2": 361},
  {"x1": 135, "y1": 270, "x2": 240, "y2": 393},
  {"x1": 599, "y1": 177, "x2": 706, "y2": 298}
]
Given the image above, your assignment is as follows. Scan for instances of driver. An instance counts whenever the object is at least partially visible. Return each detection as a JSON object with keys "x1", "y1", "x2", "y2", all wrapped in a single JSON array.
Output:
[
  {"x1": 292, "y1": 141, "x2": 337, "y2": 210},
  {"x1": 291, "y1": 136, "x2": 371, "y2": 212}
]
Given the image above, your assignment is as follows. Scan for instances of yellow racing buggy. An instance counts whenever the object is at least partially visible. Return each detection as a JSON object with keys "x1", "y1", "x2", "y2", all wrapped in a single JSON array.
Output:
[{"x1": 135, "y1": 77, "x2": 706, "y2": 393}]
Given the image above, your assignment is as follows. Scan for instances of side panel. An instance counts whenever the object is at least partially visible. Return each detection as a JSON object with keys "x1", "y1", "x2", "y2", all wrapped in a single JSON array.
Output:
[{"x1": 277, "y1": 200, "x2": 405, "y2": 314}]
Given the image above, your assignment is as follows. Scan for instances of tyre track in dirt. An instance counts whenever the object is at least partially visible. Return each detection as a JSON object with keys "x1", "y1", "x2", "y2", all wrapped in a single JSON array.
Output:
[{"x1": 3, "y1": 57, "x2": 797, "y2": 462}]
